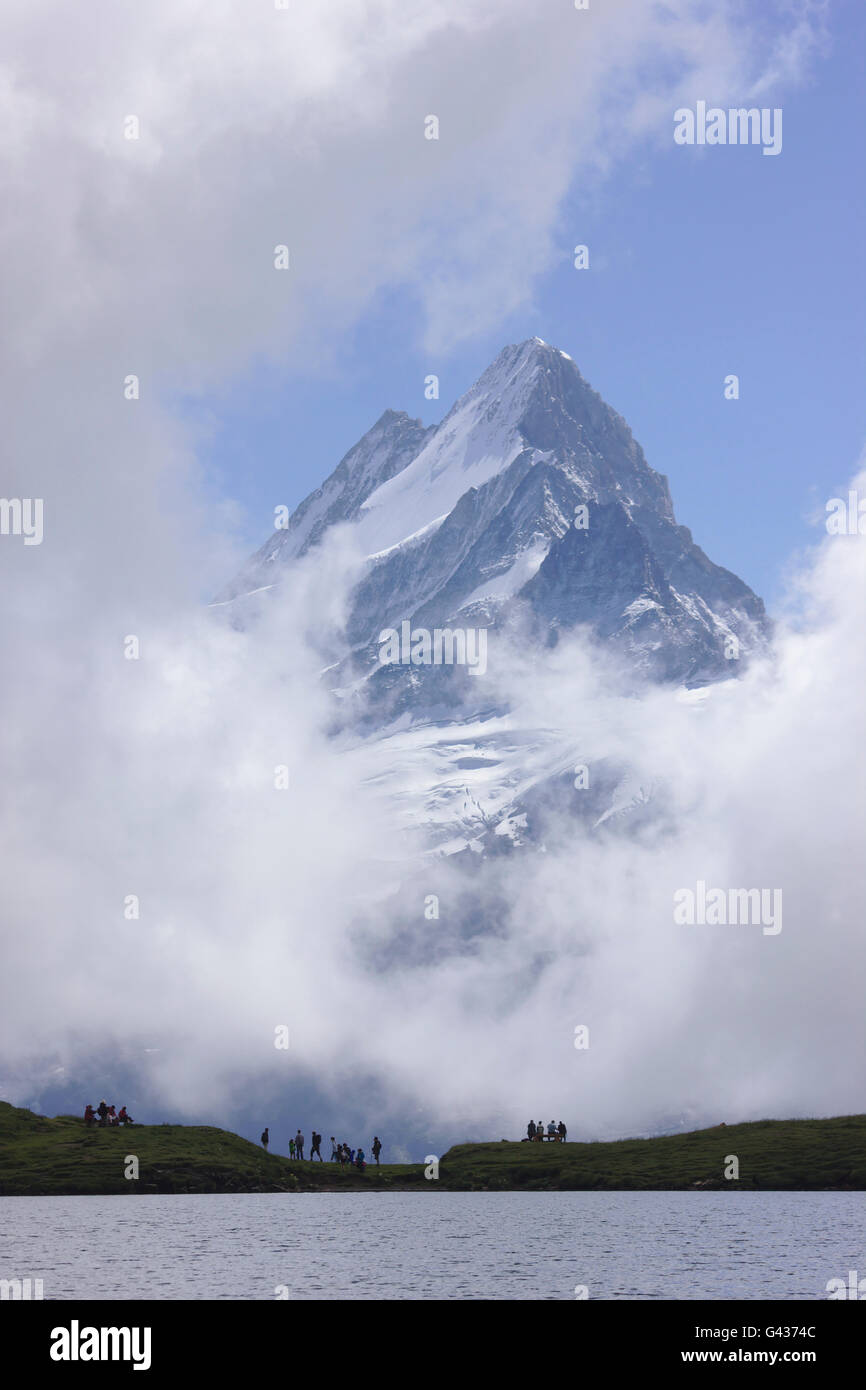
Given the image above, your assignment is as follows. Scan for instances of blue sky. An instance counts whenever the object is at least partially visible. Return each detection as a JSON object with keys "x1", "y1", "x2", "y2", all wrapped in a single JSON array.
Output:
[{"x1": 192, "y1": 1, "x2": 864, "y2": 612}]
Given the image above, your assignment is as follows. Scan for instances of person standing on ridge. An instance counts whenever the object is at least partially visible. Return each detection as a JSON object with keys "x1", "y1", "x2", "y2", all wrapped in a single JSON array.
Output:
[
  {"x1": 527, "y1": 1120, "x2": 536, "y2": 1141},
  {"x1": 295, "y1": 1129, "x2": 305, "y2": 1160},
  {"x1": 372, "y1": 1136, "x2": 382, "y2": 1165},
  {"x1": 310, "y1": 1131, "x2": 323, "y2": 1161},
  {"x1": 261, "y1": 1127, "x2": 269, "y2": 1151},
  {"x1": 289, "y1": 1136, "x2": 296, "y2": 1160}
]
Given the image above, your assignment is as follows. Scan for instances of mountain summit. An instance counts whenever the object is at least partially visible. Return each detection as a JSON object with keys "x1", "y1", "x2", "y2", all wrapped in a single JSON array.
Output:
[{"x1": 221, "y1": 339, "x2": 767, "y2": 717}]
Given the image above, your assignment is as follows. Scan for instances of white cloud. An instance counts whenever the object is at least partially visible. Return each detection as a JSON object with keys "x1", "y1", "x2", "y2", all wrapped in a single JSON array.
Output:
[
  {"x1": 0, "y1": 0, "x2": 846, "y2": 1141},
  {"x1": 338, "y1": 493, "x2": 866, "y2": 1136},
  {"x1": 2, "y1": 485, "x2": 862, "y2": 1137}
]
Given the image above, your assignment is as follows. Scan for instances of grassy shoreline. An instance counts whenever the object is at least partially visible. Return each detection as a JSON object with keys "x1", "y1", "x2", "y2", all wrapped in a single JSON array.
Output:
[{"x1": 1, "y1": 1103, "x2": 863, "y2": 1196}]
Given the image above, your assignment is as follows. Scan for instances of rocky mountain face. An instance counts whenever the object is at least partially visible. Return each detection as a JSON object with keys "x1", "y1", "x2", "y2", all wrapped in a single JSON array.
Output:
[
  {"x1": 222, "y1": 408, "x2": 436, "y2": 588},
  {"x1": 218, "y1": 339, "x2": 769, "y2": 854},
  {"x1": 221, "y1": 338, "x2": 767, "y2": 720}
]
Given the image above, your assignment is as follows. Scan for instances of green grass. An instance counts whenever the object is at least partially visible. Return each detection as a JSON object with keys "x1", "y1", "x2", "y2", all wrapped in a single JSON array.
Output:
[
  {"x1": 1, "y1": 1103, "x2": 863, "y2": 1195},
  {"x1": 439, "y1": 1116, "x2": 866, "y2": 1191},
  {"x1": 0, "y1": 1103, "x2": 423, "y2": 1196}
]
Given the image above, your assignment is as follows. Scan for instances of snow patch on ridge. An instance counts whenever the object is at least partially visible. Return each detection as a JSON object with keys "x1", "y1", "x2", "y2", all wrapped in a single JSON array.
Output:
[
  {"x1": 461, "y1": 537, "x2": 550, "y2": 608},
  {"x1": 354, "y1": 341, "x2": 547, "y2": 556}
]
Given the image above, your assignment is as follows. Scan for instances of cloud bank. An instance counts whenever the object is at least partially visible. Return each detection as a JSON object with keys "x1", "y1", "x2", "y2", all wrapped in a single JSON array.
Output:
[{"x1": 0, "y1": 0, "x2": 854, "y2": 1143}]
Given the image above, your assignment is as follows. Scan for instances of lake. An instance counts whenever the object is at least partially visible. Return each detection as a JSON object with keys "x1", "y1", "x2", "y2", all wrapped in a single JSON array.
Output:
[{"x1": 1, "y1": 1191, "x2": 861, "y2": 1299}]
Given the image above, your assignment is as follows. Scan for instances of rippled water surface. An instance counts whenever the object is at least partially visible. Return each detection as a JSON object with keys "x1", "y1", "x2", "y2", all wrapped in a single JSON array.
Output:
[{"x1": 1, "y1": 1192, "x2": 861, "y2": 1299}]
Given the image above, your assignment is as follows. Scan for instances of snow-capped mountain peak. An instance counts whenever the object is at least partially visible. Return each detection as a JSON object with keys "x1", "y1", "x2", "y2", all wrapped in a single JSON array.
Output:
[{"x1": 220, "y1": 339, "x2": 768, "y2": 712}]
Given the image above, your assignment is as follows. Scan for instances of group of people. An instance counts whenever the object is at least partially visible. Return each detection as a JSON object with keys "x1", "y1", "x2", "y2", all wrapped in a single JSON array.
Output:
[
  {"x1": 284, "y1": 1129, "x2": 324, "y2": 1162},
  {"x1": 84, "y1": 1100, "x2": 133, "y2": 1128},
  {"x1": 328, "y1": 1136, "x2": 384, "y2": 1171},
  {"x1": 526, "y1": 1119, "x2": 567, "y2": 1142},
  {"x1": 260, "y1": 1128, "x2": 383, "y2": 1171}
]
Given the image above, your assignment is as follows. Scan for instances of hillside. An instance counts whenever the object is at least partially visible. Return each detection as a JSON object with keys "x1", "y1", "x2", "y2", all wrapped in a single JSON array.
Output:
[
  {"x1": 0, "y1": 1103, "x2": 422, "y2": 1195},
  {"x1": 441, "y1": 1116, "x2": 866, "y2": 1191},
  {"x1": 1, "y1": 1103, "x2": 863, "y2": 1195}
]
